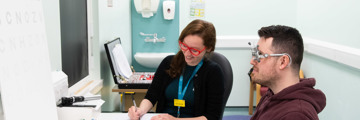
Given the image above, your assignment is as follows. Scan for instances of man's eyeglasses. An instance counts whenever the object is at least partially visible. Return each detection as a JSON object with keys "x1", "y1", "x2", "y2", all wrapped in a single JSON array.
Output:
[
  {"x1": 179, "y1": 41, "x2": 206, "y2": 56},
  {"x1": 248, "y1": 42, "x2": 292, "y2": 65}
]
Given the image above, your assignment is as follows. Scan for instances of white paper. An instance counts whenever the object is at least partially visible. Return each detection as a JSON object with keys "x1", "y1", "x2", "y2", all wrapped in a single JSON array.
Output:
[
  {"x1": 99, "y1": 113, "x2": 162, "y2": 120},
  {"x1": 112, "y1": 44, "x2": 133, "y2": 79},
  {"x1": 190, "y1": 0, "x2": 205, "y2": 18}
]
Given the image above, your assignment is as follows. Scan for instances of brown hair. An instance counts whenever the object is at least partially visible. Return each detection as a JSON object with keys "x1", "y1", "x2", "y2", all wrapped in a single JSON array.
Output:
[
  {"x1": 166, "y1": 19, "x2": 216, "y2": 78},
  {"x1": 258, "y1": 25, "x2": 304, "y2": 73}
]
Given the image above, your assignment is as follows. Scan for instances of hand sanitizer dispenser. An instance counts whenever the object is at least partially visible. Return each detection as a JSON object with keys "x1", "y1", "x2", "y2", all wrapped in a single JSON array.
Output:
[{"x1": 163, "y1": 0, "x2": 175, "y2": 20}]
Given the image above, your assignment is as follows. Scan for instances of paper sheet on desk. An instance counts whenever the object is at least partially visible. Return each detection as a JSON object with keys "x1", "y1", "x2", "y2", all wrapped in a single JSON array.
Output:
[
  {"x1": 140, "y1": 114, "x2": 162, "y2": 120},
  {"x1": 99, "y1": 113, "x2": 162, "y2": 120}
]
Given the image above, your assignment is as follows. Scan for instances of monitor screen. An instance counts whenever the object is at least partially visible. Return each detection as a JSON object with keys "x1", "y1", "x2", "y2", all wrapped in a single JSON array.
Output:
[{"x1": 60, "y1": 0, "x2": 88, "y2": 87}]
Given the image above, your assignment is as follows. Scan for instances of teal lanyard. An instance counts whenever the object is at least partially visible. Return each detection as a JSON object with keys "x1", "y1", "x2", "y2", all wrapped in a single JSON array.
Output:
[{"x1": 177, "y1": 60, "x2": 203, "y2": 117}]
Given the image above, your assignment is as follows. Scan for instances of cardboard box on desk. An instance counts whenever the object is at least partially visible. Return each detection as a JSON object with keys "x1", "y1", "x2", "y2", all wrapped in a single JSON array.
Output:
[{"x1": 104, "y1": 38, "x2": 154, "y2": 89}]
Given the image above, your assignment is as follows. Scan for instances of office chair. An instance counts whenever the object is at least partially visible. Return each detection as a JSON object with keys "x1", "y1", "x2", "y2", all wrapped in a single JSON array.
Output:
[
  {"x1": 208, "y1": 52, "x2": 233, "y2": 118},
  {"x1": 248, "y1": 69, "x2": 305, "y2": 115}
]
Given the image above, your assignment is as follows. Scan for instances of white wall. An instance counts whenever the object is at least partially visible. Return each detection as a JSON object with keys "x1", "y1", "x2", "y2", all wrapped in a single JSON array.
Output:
[
  {"x1": 180, "y1": 0, "x2": 298, "y2": 107},
  {"x1": 43, "y1": 0, "x2": 61, "y2": 72},
  {"x1": 180, "y1": 1, "x2": 360, "y2": 120},
  {"x1": 297, "y1": 0, "x2": 360, "y2": 119},
  {"x1": 301, "y1": 52, "x2": 360, "y2": 120},
  {"x1": 297, "y1": 0, "x2": 360, "y2": 48},
  {"x1": 97, "y1": 0, "x2": 132, "y2": 111},
  {"x1": 180, "y1": 0, "x2": 298, "y2": 35}
]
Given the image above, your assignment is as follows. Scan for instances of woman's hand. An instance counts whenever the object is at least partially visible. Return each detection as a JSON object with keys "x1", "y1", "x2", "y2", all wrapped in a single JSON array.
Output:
[
  {"x1": 128, "y1": 99, "x2": 154, "y2": 120},
  {"x1": 151, "y1": 114, "x2": 177, "y2": 120},
  {"x1": 128, "y1": 106, "x2": 143, "y2": 120}
]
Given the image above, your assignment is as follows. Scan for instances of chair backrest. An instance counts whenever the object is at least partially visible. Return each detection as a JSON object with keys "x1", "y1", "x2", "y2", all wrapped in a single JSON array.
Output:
[{"x1": 208, "y1": 52, "x2": 233, "y2": 118}]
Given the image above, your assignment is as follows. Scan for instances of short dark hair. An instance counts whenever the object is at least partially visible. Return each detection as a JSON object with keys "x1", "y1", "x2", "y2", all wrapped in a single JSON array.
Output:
[{"x1": 258, "y1": 25, "x2": 304, "y2": 72}]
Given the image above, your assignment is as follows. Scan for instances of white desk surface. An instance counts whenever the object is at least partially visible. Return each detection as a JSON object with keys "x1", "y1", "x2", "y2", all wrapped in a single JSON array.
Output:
[{"x1": 99, "y1": 113, "x2": 161, "y2": 120}]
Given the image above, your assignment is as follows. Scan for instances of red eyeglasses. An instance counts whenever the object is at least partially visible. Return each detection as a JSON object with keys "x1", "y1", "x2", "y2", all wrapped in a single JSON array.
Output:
[{"x1": 179, "y1": 41, "x2": 206, "y2": 56}]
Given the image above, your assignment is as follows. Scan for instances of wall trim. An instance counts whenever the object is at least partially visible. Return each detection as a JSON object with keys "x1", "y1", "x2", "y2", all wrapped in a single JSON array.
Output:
[
  {"x1": 216, "y1": 36, "x2": 360, "y2": 70},
  {"x1": 304, "y1": 38, "x2": 360, "y2": 70},
  {"x1": 216, "y1": 36, "x2": 258, "y2": 49}
]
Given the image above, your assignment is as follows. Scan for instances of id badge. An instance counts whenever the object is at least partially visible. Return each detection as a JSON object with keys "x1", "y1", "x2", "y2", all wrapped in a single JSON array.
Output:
[{"x1": 174, "y1": 99, "x2": 185, "y2": 107}]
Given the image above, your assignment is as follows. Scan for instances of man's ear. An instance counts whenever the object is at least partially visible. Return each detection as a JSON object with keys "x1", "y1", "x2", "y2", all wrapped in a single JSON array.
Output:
[{"x1": 279, "y1": 55, "x2": 290, "y2": 69}]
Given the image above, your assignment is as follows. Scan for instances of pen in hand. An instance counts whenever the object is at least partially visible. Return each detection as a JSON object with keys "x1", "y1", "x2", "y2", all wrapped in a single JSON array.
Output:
[{"x1": 131, "y1": 94, "x2": 137, "y2": 112}]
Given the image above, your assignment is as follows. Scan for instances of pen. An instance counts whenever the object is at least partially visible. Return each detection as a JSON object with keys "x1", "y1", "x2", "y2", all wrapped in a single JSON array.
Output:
[{"x1": 131, "y1": 94, "x2": 137, "y2": 112}]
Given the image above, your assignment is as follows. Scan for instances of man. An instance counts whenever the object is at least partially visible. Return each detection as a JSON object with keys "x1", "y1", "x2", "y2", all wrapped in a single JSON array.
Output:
[{"x1": 249, "y1": 25, "x2": 326, "y2": 120}]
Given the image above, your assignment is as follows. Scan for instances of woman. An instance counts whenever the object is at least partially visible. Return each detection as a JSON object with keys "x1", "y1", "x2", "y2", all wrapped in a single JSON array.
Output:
[{"x1": 128, "y1": 19, "x2": 224, "y2": 120}]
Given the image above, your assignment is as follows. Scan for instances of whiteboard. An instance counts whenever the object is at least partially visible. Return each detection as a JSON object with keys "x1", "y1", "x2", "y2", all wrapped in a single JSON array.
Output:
[{"x1": 0, "y1": 0, "x2": 58, "y2": 119}]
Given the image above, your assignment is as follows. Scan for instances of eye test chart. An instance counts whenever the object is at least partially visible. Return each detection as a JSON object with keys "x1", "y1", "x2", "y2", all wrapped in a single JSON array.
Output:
[{"x1": 0, "y1": 0, "x2": 58, "y2": 119}]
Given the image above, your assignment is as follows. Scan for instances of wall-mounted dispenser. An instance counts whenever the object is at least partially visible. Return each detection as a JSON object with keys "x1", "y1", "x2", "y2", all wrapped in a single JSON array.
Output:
[
  {"x1": 134, "y1": 0, "x2": 160, "y2": 18},
  {"x1": 163, "y1": 0, "x2": 175, "y2": 20}
]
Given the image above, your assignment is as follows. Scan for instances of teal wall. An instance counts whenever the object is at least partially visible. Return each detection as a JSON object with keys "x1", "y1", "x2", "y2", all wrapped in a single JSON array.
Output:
[{"x1": 131, "y1": 0, "x2": 180, "y2": 72}]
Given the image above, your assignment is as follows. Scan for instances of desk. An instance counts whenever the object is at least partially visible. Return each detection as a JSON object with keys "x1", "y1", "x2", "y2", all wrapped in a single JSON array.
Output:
[
  {"x1": 112, "y1": 86, "x2": 156, "y2": 112},
  {"x1": 112, "y1": 86, "x2": 148, "y2": 93},
  {"x1": 99, "y1": 113, "x2": 160, "y2": 120}
]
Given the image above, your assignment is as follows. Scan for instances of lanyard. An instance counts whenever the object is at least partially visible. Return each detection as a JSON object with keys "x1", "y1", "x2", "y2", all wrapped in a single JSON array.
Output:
[
  {"x1": 178, "y1": 60, "x2": 203, "y2": 99},
  {"x1": 177, "y1": 60, "x2": 203, "y2": 117}
]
